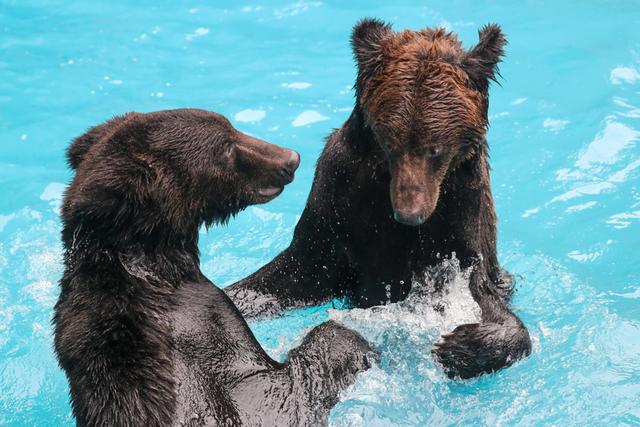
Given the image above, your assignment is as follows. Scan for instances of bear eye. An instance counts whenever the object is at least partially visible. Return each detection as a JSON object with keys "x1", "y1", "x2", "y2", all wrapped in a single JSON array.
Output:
[{"x1": 425, "y1": 145, "x2": 445, "y2": 158}]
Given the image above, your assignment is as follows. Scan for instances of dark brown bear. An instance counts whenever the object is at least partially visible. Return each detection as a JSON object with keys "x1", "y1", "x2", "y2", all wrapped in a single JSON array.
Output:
[
  {"x1": 226, "y1": 20, "x2": 531, "y2": 379},
  {"x1": 53, "y1": 109, "x2": 374, "y2": 427}
]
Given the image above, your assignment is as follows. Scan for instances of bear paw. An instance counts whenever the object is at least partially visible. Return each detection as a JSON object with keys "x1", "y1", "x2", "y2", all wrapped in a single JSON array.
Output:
[{"x1": 431, "y1": 321, "x2": 530, "y2": 380}]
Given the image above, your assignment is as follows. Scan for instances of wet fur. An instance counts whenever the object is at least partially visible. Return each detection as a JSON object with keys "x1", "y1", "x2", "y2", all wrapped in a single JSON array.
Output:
[
  {"x1": 226, "y1": 20, "x2": 531, "y2": 379},
  {"x1": 53, "y1": 109, "x2": 374, "y2": 426}
]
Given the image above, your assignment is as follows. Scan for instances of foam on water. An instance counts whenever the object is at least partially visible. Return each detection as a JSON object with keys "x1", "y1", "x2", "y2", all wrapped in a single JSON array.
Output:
[
  {"x1": 329, "y1": 258, "x2": 481, "y2": 342},
  {"x1": 254, "y1": 258, "x2": 480, "y2": 362}
]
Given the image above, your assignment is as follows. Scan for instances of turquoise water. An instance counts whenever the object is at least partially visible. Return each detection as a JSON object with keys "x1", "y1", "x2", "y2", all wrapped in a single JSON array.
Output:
[{"x1": 1, "y1": 0, "x2": 640, "y2": 425}]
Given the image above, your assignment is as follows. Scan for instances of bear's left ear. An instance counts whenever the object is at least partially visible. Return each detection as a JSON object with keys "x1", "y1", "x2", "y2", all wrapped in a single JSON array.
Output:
[
  {"x1": 352, "y1": 18, "x2": 392, "y2": 93},
  {"x1": 462, "y1": 24, "x2": 507, "y2": 93}
]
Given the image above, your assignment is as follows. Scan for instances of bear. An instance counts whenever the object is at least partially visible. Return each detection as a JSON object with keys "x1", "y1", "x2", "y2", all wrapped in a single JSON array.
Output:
[
  {"x1": 225, "y1": 20, "x2": 531, "y2": 380},
  {"x1": 53, "y1": 109, "x2": 375, "y2": 427}
]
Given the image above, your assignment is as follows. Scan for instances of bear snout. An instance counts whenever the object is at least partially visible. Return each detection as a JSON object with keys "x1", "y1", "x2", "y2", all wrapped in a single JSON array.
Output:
[
  {"x1": 389, "y1": 168, "x2": 441, "y2": 227},
  {"x1": 393, "y1": 208, "x2": 426, "y2": 226},
  {"x1": 279, "y1": 150, "x2": 300, "y2": 182}
]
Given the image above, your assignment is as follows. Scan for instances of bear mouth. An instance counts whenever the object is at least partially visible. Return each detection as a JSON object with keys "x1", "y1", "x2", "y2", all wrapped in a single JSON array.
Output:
[{"x1": 255, "y1": 186, "x2": 284, "y2": 203}]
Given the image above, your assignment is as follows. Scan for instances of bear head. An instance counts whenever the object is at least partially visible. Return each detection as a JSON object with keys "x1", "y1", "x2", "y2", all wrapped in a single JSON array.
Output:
[
  {"x1": 352, "y1": 19, "x2": 506, "y2": 226},
  {"x1": 62, "y1": 109, "x2": 299, "y2": 250}
]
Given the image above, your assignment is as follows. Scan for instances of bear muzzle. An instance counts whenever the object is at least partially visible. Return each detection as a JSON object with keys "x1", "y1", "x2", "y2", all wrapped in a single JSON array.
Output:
[{"x1": 393, "y1": 208, "x2": 426, "y2": 226}]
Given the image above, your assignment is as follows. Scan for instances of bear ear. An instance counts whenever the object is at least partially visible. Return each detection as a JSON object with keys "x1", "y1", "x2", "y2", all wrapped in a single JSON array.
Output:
[
  {"x1": 462, "y1": 24, "x2": 507, "y2": 93},
  {"x1": 67, "y1": 131, "x2": 98, "y2": 170},
  {"x1": 351, "y1": 18, "x2": 392, "y2": 86},
  {"x1": 67, "y1": 114, "x2": 129, "y2": 170}
]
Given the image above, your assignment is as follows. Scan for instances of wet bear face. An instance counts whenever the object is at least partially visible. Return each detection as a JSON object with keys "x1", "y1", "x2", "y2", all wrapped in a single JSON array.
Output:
[
  {"x1": 64, "y1": 109, "x2": 300, "y2": 241},
  {"x1": 151, "y1": 110, "x2": 301, "y2": 214},
  {"x1": 351, "y1": 19, "x2": 506, "y2": 226}
]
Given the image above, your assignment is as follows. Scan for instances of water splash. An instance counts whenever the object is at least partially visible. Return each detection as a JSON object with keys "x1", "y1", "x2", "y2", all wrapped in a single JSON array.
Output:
[{"x1": 329, "y1": 257, "x2": 480, "y2": 344}]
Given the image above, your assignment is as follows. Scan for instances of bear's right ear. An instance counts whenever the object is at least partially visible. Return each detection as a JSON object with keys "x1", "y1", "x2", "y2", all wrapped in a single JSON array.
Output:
[
  {"x1": 351, "y1": 18, "x2": 392, "y2": 88},
  {"x1": 67, "y1": 114, "x2": 128, "y2": 170},
  {"x1": 67, "y1": 131, "x2": 99, "y2": 170}
]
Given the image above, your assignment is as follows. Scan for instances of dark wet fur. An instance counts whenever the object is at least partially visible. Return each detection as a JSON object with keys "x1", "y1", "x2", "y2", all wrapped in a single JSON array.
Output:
[
  {"x1": 226, "y1": 20, "x2": 531, "y2": 380},
  {"x1": 53, "y1": 109, "x2": 374, "y2": 427}
]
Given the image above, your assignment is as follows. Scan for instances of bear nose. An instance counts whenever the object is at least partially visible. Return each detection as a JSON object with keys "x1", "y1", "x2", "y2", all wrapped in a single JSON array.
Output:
[
  {"x1": 393, "y1": 209, "x2": 426, "y2": 226},
  {"x1": 281, "y1": 150, "x2": 300, "y2": 179}
]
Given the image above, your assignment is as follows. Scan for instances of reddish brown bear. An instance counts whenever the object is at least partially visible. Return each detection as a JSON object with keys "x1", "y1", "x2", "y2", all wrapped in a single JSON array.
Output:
[{"x1": 226, "y1": 19, "x2": 531, "y2": 379}]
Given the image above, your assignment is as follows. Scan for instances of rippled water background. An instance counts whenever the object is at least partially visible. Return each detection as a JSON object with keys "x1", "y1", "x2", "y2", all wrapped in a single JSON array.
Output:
[{"x1": 1, "y1": 1, "x2": 639, "y2": 425}]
